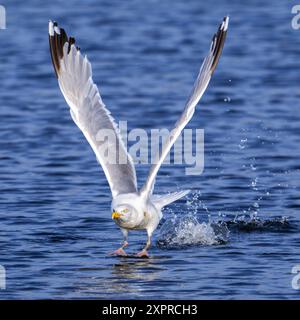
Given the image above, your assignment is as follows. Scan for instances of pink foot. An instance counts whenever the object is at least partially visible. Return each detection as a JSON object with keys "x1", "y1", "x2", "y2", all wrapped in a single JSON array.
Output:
[
  {"x1": 110, "y1": 248, "x2": 127, "y2": 256},
  {"x1": 136, "y1": 250, "x2": 149, "y2": 258}
]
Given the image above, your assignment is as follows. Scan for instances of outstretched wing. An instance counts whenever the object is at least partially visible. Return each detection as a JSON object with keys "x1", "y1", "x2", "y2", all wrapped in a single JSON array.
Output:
[
  {"x1": 140, "y1": 16, "x2": 229, "y2": 197},
  {"x1": 49, "y1": 21, "x2": 137, "y2": 198}
]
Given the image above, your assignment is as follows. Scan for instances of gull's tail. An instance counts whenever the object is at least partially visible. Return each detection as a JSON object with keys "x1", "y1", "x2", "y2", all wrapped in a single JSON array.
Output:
[{"x1": 151, "y1": 190, "x2": 190, "y2": 209}]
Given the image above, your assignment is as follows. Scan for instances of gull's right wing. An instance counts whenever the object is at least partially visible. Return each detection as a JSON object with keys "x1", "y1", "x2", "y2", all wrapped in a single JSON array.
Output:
[
  {"x1": 49, "y1": 21, "x2": 137, "y2": 198},
  {"x1": 140, "y1": 16, "x2": 229, "y2": 197}
]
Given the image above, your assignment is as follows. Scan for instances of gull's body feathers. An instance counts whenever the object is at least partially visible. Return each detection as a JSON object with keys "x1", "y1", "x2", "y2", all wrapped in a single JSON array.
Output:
[{"x1": 112, "y1": 193, "x2": 161, "y2": 232}]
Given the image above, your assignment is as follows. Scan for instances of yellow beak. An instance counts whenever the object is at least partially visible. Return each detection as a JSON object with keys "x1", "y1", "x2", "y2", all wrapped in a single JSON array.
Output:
[{"x1": 112, "y1": 211, "x2": 122, "y2": 219}]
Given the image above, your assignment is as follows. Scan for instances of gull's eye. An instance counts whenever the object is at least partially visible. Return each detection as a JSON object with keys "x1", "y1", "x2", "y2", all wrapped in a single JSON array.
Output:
[{"x1": 122, "y1": 208, "x2": 129, "y2": 214}]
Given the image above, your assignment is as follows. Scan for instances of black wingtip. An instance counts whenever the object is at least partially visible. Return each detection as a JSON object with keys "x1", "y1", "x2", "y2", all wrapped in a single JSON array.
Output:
[
  {"x1": 48, "y1": 21, "x2": 77, "y2": 78},
  {"x1": 210, "y1": 16, "x2": 229, "y2": 73}
]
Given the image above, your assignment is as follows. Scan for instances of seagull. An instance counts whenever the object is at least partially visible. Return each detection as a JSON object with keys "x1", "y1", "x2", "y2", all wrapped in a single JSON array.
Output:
[{"x1": 48, "y1": 16, "x2": 228, "y2": 257}]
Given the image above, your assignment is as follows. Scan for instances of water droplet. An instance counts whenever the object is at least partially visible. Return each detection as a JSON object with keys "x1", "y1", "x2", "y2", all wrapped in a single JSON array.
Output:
[
  {"x1": 251, "y1": 177, "x2": 258, "y2": 190},
  {"x1": 239, "y1": 138, "x2": 248, "y2": 149}
]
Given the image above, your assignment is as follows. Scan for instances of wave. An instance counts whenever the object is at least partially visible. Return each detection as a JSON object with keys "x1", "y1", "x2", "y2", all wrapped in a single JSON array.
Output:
[{"x1": 225, "y1": 215, "x2": 297, "y2": 233}]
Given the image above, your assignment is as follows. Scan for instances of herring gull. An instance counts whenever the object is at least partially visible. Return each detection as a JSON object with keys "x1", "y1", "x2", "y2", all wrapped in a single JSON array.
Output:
[{"x1": 48, "y1": 16, "x2": 229, "y2": 257}]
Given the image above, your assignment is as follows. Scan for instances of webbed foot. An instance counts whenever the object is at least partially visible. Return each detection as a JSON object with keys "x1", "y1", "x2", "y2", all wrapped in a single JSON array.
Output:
[
  {"x1": 109, "y1": 248, "x2": 127, "y2": 256},
  {"x1": 135, "y1": 250, "x2": 149, "y2": 258}
]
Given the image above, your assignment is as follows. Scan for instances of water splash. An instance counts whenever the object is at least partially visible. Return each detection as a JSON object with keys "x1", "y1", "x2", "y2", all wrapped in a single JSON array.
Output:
[
  {"x1": 157, "y1": 215, "x2": 229, "y2": 248},
  {"x1": 186, "y1": 190, "x2": 210, "y2": 215},
  {"x1": 157, "y1": 189, "x2": 298, "y2": 249}
]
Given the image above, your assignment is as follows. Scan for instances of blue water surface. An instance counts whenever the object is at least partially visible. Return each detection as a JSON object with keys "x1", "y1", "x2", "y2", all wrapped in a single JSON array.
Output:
[{"x1": 0, "y1": 0, "x2": 300, "y2": 299}]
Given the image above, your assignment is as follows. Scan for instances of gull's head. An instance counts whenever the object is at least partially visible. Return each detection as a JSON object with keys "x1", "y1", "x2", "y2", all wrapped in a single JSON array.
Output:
[{"x1": 112, "y1": 205, "x2": 133, "y2": 222}]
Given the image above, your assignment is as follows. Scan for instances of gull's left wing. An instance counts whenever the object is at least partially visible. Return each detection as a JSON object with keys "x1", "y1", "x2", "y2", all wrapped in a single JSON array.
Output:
[
  {"x1": 140, "y1": 16, "x2": 229, "y2": 197},
  {"x1": 49, "y1": 21, "x2": 137, "y2": 198}
]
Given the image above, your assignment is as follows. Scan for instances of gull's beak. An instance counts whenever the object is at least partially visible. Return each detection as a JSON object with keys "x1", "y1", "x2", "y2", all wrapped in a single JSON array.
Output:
[{"x1": 112, "y1": 211, "x2": 122, "y2": 219}]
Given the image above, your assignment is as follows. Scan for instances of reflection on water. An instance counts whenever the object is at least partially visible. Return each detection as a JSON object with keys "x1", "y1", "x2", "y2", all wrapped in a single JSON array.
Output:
[
  {"x1": 112, "y1": 258, "x2": 160, "y2": 281},
  {"x1": 109, "y1": 259, "x2": 162, "y2": 294},
  {"x1": 74, "y1": 258, "x2": 164, "y2": 298}
]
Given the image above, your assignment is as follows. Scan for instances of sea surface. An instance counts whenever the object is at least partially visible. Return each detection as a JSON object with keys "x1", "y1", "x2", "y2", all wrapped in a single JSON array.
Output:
[{"x1": 0, "y1": 0, "x2": 300, "y2": 299}]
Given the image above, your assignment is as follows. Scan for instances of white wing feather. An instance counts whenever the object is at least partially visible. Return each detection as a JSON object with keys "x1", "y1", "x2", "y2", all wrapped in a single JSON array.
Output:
[
  {"x1": 140, "y1": 16, "x2": 229, "y2": 197},
  {"x1": 49, "y1": 21, "x2": 137, "y2": 198}
]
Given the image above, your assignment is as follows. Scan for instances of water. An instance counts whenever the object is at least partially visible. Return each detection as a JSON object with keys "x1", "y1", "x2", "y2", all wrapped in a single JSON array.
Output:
[{"x1": 0, "y1": 0, "x2": 300, "y2": 299}]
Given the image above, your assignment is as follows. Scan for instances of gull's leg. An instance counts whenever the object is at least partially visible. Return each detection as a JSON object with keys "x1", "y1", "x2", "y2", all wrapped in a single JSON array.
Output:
[
  {"x1": 110, "y1": 228, "x2": 128, "y2": 256},
  {"x1": 136, "y1": 231, "x2": 152, "y2": 257}
]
